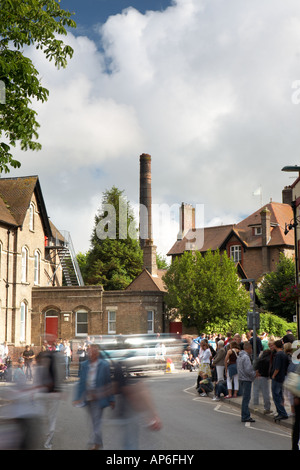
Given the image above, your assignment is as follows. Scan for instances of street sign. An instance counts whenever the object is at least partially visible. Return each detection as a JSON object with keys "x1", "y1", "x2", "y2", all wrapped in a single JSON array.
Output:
[{"x1": 247, "y1": 311, "x2": 260, "y2": 330}]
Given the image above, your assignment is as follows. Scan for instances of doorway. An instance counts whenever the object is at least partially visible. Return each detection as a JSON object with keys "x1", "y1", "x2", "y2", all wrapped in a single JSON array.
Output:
[{"x1": 45, "y1": 315, "x2": 58, "y2": 340}]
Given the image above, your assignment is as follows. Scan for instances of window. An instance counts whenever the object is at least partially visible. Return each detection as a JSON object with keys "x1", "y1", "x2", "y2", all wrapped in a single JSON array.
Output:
[
  {"x1": 29, "y1": 202, "x2": 34, "y2": 231},
  {"x1": 76, "y1": 310, "x2": 88, "y2": 336},
  {"x1": 21, "y1": 247, "x2": 28, "y2": 282},
  {"x1": 34, "y1": 250, "x2": 40, "y2": 285},
  {"x1": 147, "y1": 310, "x2": 154, "y2": 333},
  {"x1": 230, "y1": 245, "x2": 242, "y2": 263},
  {"x1": 20, "y1": 301, "x2": 27, "y2": 342},
  {"x1": 254, "y1": 227, "x2": 262, "y2": 236},
  {"x1": 108, "y1": 310, "x2": 116, "y2": 334}
]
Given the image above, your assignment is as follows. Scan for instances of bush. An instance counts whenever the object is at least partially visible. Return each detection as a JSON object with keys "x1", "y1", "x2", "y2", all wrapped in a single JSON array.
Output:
[
  {"x1": 259, "y1": 312, "x2": 297, "y2": 338},
  {"x1": 204, "y1": 311, "x2": 297, "y2": 338}
]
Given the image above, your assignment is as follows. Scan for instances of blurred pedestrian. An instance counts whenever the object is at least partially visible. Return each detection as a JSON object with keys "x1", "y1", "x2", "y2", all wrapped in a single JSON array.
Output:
[
  {"x1": 73, "y1": 344, "x2": 115, "y2": 450},
  {"x1": 109, "y1": 360, "x2": 162, "y2": 449},
  {"x1": 35, "y1": 340, "x2": 65, "y2": 449}
]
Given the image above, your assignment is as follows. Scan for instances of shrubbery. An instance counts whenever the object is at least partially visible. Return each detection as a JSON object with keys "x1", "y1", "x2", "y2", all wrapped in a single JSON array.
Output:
[{"x1": 205, "y1": 311, "x2": 297, "y2": 338}]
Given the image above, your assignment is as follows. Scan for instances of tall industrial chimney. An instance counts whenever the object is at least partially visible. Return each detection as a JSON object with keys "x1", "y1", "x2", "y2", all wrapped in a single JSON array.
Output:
[
  {"x1": 139, "y1": 153, "x2": 157, "y2": 276},
  {"x1": 139, "y1": 153, "x2": 152, "y2": 248}
]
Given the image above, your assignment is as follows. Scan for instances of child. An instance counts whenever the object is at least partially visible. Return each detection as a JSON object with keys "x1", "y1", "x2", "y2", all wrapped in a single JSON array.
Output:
[
  {"x1": 186, "y1": 352, "x2": 196, "y2": 372},
  {"x1": 182, "y1": 350, "x2": 189, "y2": 370},
  {"x1": 197, "y1": 373, "x2": 213, "y2": 397}
]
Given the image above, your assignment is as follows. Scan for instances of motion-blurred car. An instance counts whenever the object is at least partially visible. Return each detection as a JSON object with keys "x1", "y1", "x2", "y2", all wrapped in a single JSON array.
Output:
[{"x1": 94, "y1": 333, "x2": 183, "y2": 374}]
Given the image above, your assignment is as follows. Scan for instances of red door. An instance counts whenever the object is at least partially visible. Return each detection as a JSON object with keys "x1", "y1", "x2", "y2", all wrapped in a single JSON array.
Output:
[
  {"x1": 45, "y1": 317, "x2": 58, "y2": 340},
  {"x1": 169, "y1": 321, "x2": 182, "y2": 335}
]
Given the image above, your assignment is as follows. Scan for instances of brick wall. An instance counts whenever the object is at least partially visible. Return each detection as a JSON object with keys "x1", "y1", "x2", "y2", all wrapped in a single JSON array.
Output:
[{"x1": 31, "y1": 285, "x2": 165, "y2": 346}]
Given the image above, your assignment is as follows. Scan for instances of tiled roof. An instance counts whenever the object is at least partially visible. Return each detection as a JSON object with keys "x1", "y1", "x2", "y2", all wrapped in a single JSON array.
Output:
[
  {"x1": 0, "y1": 176, "x2": 38, "y2": 226},
  {"x1": 167, "y1": 225, "x2": 235, "y2": 255},
  {"x1": 125, "y1": 268, "x2": 167, "y2": 292},
  {"x1": 0, "y1": 176, "x2": 52, "y2": 236},
  {"x1": 167, "y1": 202, "x2": 294, "y2": 256},
  {"x1": 235, "y1": 202, "x2": 294, "y2": 247}
]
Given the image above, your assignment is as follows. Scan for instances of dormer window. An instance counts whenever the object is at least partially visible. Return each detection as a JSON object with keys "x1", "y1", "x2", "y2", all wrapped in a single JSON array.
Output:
[
  {"x1": 254, "y1": 226, "x2": 262, "y2": 236},
  {"x1": 230, "y1": 245, "x2": 242, "y2": 263}
]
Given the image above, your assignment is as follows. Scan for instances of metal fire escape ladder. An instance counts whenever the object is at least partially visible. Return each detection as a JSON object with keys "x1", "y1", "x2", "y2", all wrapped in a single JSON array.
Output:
[{"x1": 46, "y1": 230, "x2": 84, "y2": 286}]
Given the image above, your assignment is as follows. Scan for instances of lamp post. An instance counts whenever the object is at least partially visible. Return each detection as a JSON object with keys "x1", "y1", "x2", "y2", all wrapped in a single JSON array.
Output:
[
  {"x1": 281, "y1": 165, "x2": 300, "y2": 340},
  {"x1": 241, "y1": 278, "x2": 258, "y2": 361}
]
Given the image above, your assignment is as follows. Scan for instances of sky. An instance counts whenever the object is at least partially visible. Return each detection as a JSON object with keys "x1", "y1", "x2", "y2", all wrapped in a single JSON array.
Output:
[{"x1": 8, "y1": 0, "x2": 300, "y2": 259}]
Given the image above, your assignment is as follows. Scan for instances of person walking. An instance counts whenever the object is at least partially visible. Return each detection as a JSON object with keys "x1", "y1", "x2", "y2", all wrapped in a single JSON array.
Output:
[
  {"x1": 73, "y1": 343, "x2": 115, "y2": 450},
  {"x1": 35, "y1": 342, "x2": 65, "y2": 450},
  {"x1": 271, "y1": 340, "x2": 289, "y2": 421},
  {"x1": 236, "y1": 341, "x2": 257, "y2": 423}
]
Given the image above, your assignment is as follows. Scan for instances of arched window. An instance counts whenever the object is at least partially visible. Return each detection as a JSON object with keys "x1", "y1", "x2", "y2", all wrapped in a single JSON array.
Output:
[
  {"x1": 34, "y1": 250, "x2": 40, "y2": 285},
  {"x1": 21, "y1": 246, "x2": 28, "y2": 283},
  {"x1": 29, "y1": 202, "x2": 34, "y2": 231},
  {"x1": 20, "y1": 301, "x2": 27, "y2": 342},
  {"x1": 0, "y1": 241, "x2": 2, "y2": 278}
]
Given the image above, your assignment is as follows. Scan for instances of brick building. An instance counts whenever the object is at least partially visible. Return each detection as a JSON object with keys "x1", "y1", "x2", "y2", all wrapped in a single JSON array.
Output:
[
  {"x1": 167, "y1": 195, "x2": 295, "y2": 283},
  {"x1": 0, "y1": 176, "x2": 66, "y2": 346},
  {"x1": 30, "y1": 276, "x2": 166, "y2": 345}
]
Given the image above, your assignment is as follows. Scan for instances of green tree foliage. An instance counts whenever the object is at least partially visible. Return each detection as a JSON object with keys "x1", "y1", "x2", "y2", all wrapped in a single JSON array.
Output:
[
  {"x1": 156, "y1": 252, "x2": 169, "y2": 270},
  {"x1": 257, "y1": 253, "x2": 296, "y2": 322},
  {"x1": 81, "y1": 186, "x2": 143, "y2": 290},
  {"x1": 0, "y1": 0, "x2": 76, "y2": 172},
  {"x1": 163, "y1": 249, "x2": 250, "y2": 331},
  {"x1": 204, "y1": 311, "x2": 297, "y2": 338},
  {"x1": 259, "y1": 312, "x2": 297, "y2": 338}
]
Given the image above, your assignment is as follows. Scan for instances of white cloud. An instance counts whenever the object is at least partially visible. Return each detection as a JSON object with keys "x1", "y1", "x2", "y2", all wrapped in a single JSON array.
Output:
[{"x1": 9, "y1": 0, "x2": 300, "y2": 257}]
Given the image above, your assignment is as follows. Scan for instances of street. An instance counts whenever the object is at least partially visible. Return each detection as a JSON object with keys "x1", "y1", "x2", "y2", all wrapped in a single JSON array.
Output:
[{"x1": 50, "y1": 371, "x2": 292, "y2": 451}]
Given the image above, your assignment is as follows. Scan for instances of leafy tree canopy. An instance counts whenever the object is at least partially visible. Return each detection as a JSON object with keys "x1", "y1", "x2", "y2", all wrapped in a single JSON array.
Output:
[
  {"x1": 0, "y1": 0, "x2": 76, "y2": 172},
  {"x1": 163, "y1": 249, "x2": 250, "y2": 332},
  {"x1": 257, "y1": 253, "x2": 296, "y2": 322}
]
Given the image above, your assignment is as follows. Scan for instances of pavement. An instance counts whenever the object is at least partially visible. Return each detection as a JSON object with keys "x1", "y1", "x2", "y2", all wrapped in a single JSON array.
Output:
[
  {"x1": 0, "y1": 365, "x2": 295, "y2": 430},
  {"x1": 177, "y1": 368, "x2": 294, "y2": 430}
]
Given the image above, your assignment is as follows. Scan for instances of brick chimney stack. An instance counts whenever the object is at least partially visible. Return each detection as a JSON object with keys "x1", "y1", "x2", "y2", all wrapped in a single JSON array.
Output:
[
  {"x1": 177, "y1": 203, "x2": 195, "y2": 240},
  {"x1": 261, "y1": 207, "x2": 271, "y2": 246},
  {"x1": 139, "y1": 153, "x2": 157, "y2": 276},
  {"x1": 261, "y1": 207, "x2": 271, "y2": 273}
]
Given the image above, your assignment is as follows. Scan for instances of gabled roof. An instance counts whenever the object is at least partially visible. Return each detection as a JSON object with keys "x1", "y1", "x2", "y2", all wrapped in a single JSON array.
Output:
[
  {"x1": 125, "y1": 268, "x2": 167, "y2": 292},
  {"x1": 0, "y1": 176, "x2": 52, "y2": 236},
  {"x1": 235, "y1": 202, "x2": 294, "y2": 248},
  {"x1": 167, "y1": 225, "x2": 235, "y2": 256},
  {"x1": 167, "y1": 202, "x2": 294, "y2": 256}
]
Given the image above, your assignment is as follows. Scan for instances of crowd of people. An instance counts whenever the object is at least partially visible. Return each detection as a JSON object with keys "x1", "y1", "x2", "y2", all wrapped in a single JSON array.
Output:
[
  {"x1": 0, "y1": 330, "x2": 299, "y2": 450},
  {"x1": 0, "y1": 335, "x2": 162, "y2": 450},
  {"x1": 182, "y1": 329, "x2": 300, "y2": 450}
]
